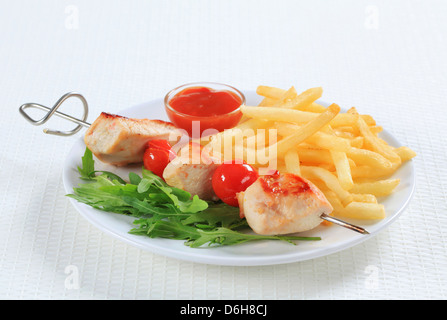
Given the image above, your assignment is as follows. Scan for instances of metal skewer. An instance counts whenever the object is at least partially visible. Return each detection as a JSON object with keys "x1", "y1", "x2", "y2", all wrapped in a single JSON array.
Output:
[
  {"x1": 19, "y1": 92, "x2": 90, "y2": 136},
  {"x1": 19, "y1": 92, "x2": 370, "y2": 235},
  {"x1": 320, "y1": 213, "x2": 369, "y2": 234}
]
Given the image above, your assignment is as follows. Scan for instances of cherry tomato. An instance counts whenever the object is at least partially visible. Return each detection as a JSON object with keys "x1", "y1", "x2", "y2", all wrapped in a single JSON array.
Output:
[
  {"x1": 147, "y1": 139, "x2": 174, "y2": 154},
  {"x1": 143, "y1": 139, "x2": 176, "y2": 179},
  {"x1": 212, "y1": 160, "x2": 259, "y2": 207}
]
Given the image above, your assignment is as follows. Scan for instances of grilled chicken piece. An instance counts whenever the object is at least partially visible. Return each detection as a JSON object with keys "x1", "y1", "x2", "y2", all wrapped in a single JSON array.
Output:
[
  {"x1": 163, "y1": 142, "x2": 221, "y2": 201},
  {"x1": 237, "y1": 172, "x2": 333, "y2": 235},
  {"x1": 84, "y1": 112, "x2": 183, "y2": 166}
]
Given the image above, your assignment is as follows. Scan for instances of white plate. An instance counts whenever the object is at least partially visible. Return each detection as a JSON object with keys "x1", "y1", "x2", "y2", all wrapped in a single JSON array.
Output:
[{"x1": 63, "y1": 90, "x2": 415, "y2": 266}]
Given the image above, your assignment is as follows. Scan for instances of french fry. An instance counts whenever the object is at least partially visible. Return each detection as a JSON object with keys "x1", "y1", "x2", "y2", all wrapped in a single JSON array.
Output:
[
  {"x1": 330, "y1": 150, "x2": 354, "y2": 190},
  {"x1": 304, "y1": 102, "x2": 327, "y2": 113},
  {"x1": 369, "y1": 126, "x2": 383, "y2": 135},
  {"x1": 307, "y1": 132, "x2": 351, "y2": 152},
  {"x1": 351, "y1": 193, "x2": 378, "y2": 203},
  {"x1": 350, "y1": 165, "x2": 394, "y2": 179},
  {"x1": 276, "y1": 164, "x2": 288, "y2": 173},
  {"x1": 284, "y1": 149, "x2": 301, "y2": 176},
  {"x1": 334, "y1": 202, "x2": 386, "y2": 220},
  {"x1": 256, "y1": 86, "x2": 286, "y2": 100},
  {"x1": 241, "y1": 105, "x2": 376, "y2": 130},
  {"x1": 274, "y1": 122, "x2": 351, "y2": 152},
  {"x1": 357, "y1": 116, "x2": 401, "y2": 164},
  {"x1": 258, "y1": 97, "x2": 279, "y2": 107},
  {"x1": 323, "y1": 192, "x2": 383, "y2": 219},
  {"x1": 232, "y1": 127, "x2": 279, "y2": 165},
  {"x1": 278, "y1": 87, "x2": 323, "y2": 110},
  {"x1": 348, "y1": 158, "x2": 356, "y2": 168},
  {"x1": 310, "y1": 163, "x2": 335, "y2": 172},
  {"x1": 252, "y1": 104, "x2": 340, "y2": 163},
  {"x1": 350, "y1": 179, "x2": 400, "y2": 197},
  {"x1": 334, "y1": 129, "x2": 356, "y2": 139},
  {"x1": 334, "y1": 125, "x2": 358, "y2": 135},
  {"x1": 312, "y1": 179, "x2": 332, "y2": 193},
  {"x1": 272, "y1": 86, "x2": 297, "y2": 107},
  {"x1": 330, "y1": 113, "x2": 376, "y2": 127},
  {"x1": 235, "y1": 118, "x2": 271, "y2": 131},
  {"x1": 347, "y1": 147, "x2": 393, "y2": 169},
  {"x1": 274, "y1": 103, "x2": 341, "y2": 158},
  {"x1": 241, "y1": 105, "x2": 320, "y2": 124},
  {"x1": 296, "y1": 148, "x2": 333, "y2": 165},
  {"x1": 346, "y1": 106, "x2": 359, "y2": 115},
  {"x1": 349, "y1": 136, "x2": 364, "y2": 148},
  {"x1": 394, "y1": 146, "x2": 417, "y2": 162},
  {"x1": 206, "y1": 118, "x2": 270, "y2": 151},
  {"x1": 272, "y1": 122, "x2": 299, "y2": 137},
  {"x1": 321, "y1": 190, "x2": 344, "y2": 214},
  {"x1": 301, "y1": 165, "x2": 353, "y2": 206}
]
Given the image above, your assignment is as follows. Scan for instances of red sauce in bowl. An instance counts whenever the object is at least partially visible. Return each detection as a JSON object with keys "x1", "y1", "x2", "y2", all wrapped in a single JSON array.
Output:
[{"x1": 165, "y1": 84, "x2": 244, "y2": 137}]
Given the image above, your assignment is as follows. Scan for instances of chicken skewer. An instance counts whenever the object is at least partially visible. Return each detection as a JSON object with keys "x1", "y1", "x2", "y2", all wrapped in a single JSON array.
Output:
[{"x1": 20, "y1": 92, "x2": 369, "y2": 235}]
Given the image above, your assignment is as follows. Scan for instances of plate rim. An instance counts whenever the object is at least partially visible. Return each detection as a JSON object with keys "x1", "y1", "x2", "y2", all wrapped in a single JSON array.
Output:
[{"x1": 63, "y1": 91, "x2": 416, "y2": 266}]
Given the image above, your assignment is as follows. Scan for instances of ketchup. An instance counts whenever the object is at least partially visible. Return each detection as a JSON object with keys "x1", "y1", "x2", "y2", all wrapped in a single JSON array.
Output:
[{"x1": 165, "y1": 86, "x2": 243, "y2": 137}]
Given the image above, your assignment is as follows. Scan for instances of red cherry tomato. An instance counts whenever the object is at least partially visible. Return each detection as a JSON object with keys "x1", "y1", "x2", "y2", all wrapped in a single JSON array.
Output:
[
  {"x1": 147, "y1": 139, "x2": 173, "y2": 153},
  {"x1": 212, "y1": 160, "x2": 259, "y2": 207},
  {"x1": 143, "y1": 139, "x2": 176, "y2": 179}
]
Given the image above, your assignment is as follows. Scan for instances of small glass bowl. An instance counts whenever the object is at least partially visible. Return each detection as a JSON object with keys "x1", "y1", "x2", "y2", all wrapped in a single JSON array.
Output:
[{"x1": 164, "y1": 82, "x2": 245, "y2": 138}]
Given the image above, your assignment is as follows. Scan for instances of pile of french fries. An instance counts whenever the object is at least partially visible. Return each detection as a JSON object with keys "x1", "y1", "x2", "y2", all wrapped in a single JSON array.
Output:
[{"x1": 200, "y1": 85, "x2": 416, "y2": 220}]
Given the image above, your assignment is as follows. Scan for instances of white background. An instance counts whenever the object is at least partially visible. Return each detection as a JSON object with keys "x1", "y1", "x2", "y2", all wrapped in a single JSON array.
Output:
[{"x1": 1, "y1": 0, "x2": 446, "y2": 299}]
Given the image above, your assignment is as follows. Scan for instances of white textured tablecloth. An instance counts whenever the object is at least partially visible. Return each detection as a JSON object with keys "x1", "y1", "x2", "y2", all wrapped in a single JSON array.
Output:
[{"x1": 1, "y1": 0, "x2": 446, "y2": 299}]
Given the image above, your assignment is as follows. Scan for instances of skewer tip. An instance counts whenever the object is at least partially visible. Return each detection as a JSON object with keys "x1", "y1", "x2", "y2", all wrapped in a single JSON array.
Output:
[{"x1": 320, "y1": 213, "x2": 370, "y2": 235}]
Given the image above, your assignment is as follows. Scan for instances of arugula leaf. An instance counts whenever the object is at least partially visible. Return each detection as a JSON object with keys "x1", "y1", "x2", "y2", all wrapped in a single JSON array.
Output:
[
  {"x1": 181, "y1": 202, "x2": 245, "y2": 229},
  {"x1": 121, "y1": 196, "x2": 187, "y2": 218},
  {"x1": 76, "y1": 147, "x2": 126, "y2": 184},
  {"x1": 92, "y1": 170, "x2": 126, "y2": 184},
  {"x1": 141, "y1": 168, "x2": 165, "y2": 187},
  {"x1": 137, "y1": 169, "x2": 207, "y2": 213},
  {"x1": 128, "y1": 172, "x2": 142, "y2": 185},
  {"x1": 77, "y1": 148, "x2": 95, "y2": 180},
  {"x1": 130, "y1": 219, "x2": 321, "y2": 247}
]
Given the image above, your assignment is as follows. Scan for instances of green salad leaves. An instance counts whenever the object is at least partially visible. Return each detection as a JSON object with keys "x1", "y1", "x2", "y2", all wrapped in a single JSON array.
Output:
[{"x1": 67, "y1": 147, "x2": 321, "y2": 247}]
